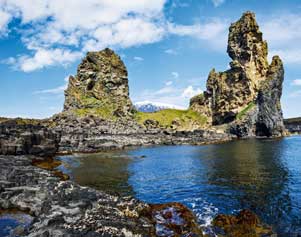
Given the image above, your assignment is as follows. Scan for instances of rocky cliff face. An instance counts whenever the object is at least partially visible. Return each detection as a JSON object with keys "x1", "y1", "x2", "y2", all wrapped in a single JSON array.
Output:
[
  {"x1": 0, "y1": 119, "x2": 58, "y2": 157},
  {"x1": 190, "y1": 11, "x2": 286, "y2": 137},
  {"x1": 64, "y1": 48, "x2": 134, "y2": 118},
  {"x1": 284, "y1": 117, "x2": 301, "y2": 133}
]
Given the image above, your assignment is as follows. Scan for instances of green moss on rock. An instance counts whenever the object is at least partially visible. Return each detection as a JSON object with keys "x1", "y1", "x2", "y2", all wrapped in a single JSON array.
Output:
[
  {"x1": 64, "y1": 48, "x2": 134, "y2": 118},
  {"x1": 134, "y1": 109, "x2": 207, "y2": 130},
  {"x1": 236, "y1": 102, "x2": 255, "y2": 120}
]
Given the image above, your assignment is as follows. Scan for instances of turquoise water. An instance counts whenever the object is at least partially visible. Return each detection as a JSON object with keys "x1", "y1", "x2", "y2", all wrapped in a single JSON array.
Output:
[{"x1": 58, "y1": 136, "x2": 301, "y2": 235}]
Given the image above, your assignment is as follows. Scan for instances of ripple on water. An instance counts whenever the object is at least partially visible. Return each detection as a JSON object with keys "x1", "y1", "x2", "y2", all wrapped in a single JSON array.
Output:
[{"x1": 57, "y1": 136, "x2": 301, "y2": 235}]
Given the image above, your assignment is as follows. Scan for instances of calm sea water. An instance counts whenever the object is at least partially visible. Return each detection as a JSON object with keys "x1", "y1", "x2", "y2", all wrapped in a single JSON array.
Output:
[{"x1": 57, "y1": 136, "x2": 301, "y2": 235}]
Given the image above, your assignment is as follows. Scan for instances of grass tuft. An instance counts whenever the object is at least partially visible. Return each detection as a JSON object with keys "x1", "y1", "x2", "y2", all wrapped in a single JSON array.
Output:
[
  {"x1": 236, "y1": 102, "x2": 256, "y2": 120},
  {"x1": 134, "y1": 109, "x2": 207, "y2": 129}
]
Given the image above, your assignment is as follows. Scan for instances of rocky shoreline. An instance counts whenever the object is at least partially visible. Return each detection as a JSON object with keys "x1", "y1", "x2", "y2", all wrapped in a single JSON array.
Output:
[
  {"x1": 284, "y1": 118, "x2": 301, "y2": 134},
  {"x1": 0, "y1": 119, "x2": 232, "y2": 236},
  {"x1": 0, "y1": 11, "x2": 289, "y2": 236},
  {"x1": 0, "y1": 117, "x2": 233, "y2": 156},
  {"x1": 0, "y1": 152, "x2": 275, "y2": 237}
]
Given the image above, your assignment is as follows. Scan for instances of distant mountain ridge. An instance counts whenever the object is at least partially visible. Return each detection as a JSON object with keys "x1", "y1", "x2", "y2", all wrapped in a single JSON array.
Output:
[{"x1": 134, "y1": 101, "x2": 185, "y2": 112}]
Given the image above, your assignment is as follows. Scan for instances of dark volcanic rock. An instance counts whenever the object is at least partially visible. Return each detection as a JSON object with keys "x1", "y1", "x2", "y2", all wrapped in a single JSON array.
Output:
[
  {"x1": 0, "y1": 120, "x2": 58, "y2": 157},
  {"x1": 284, "y1": 117, "x2": 301, "y2": 133},
  {"x1": 190, "y1": 11, "x2": 286, "y2": 138},
  {"x1": 0, "y1": 155, "x2": 153, "y2": 236},
  {"x1": 0, "y1": 155, "x2": 204, "y2": 236},
  {"x1": 51, "y1": 113, "x2": 232, "y2": 153},
  {"x1": 256, "y1": 56, "x2": 285, "y2": 137}
]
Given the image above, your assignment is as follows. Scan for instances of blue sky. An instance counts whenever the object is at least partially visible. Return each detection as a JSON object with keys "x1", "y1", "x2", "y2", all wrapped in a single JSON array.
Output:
[{"x1": 0, "y1": 0, "x2": 301, "y2": 119}]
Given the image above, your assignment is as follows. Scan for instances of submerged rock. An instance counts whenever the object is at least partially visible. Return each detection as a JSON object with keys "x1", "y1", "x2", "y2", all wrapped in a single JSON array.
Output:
[
  {"x1": 190, "y1": 12, "x2": 286, "y2": 137},
  {"x1": 148, "y1": 202, "x2": 203, "y2": 236},
  {"x1": 212, "y1": 209, "x2": 273, "y2": 237}
]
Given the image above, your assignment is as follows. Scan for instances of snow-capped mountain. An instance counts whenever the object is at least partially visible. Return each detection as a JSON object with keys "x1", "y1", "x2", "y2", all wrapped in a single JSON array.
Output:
[{"x1": 134, "y1": 101, "x2": 185, "y2": 113}]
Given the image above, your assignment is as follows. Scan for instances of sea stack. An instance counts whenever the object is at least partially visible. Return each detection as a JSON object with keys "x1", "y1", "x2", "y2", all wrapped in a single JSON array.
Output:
[
  {"x1": 190, "y1": 11, "x2": 286, "y2": 137},
  {"x1": 64, "y1": 48, "x2": 134, "y2": 118}
]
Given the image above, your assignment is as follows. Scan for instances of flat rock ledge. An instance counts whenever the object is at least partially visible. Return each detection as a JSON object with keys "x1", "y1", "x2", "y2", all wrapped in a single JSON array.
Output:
[
  {"x1": 0, "y1": 118, "x2": 234, "y2": 156},
  {"x1": 0, "y1": 155, "x2": 204, "y2": 237}
]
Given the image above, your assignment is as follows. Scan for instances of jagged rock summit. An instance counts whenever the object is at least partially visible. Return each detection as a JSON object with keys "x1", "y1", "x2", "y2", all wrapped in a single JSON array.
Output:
[
  {"x1": 64, "y1": 48, "x2": 134, "y2": 119},
  {"x1": 190, "y1": 11, "x2": 286, "y2": 137}
]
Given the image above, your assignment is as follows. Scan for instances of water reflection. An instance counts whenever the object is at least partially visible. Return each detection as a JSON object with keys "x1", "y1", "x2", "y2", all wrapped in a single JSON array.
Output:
[
  {"x1": 202, "y1": 139, "x2": 294, "y2": 233},
  {"x1": 58, "y1": 152, "x2": 134, "y2": 195},
  {"x1": 57, "y1": 136, "x2": 301, "y2": 234}
]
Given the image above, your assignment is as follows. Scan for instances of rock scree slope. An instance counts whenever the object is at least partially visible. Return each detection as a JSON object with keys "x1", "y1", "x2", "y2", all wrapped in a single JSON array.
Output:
[{"x1": 190, "y1": 11, "x2": 286, "y2": 137}]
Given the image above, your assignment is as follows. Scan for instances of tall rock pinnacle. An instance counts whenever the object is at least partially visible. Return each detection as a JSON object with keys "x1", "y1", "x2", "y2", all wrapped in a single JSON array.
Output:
[
  {"x1": 64, "y1": 48, "x2": 134, "y2": 118},
  {"x1": 227, "y1": 11, "x2": 269, "y2": 76},
  {"x1": 190, "y1": 11, "x2": 286, "y2": 137}
]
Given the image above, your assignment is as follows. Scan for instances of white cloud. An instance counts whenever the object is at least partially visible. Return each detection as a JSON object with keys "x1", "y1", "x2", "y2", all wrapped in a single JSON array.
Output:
[
  {"x1": 64, "y1": 75, "x2": 70, "y2": 82},
  {"x1": 269, "y1": 49, "x2": 301, "y2": 65},
  {"x1": 262, "y1": 14, "x2": 301, "y2": 48},
  {"x1": 181, "y1": 86, "x2": 202, "y2": 98},
  {"x1": 165, "y1": 81, "x2": 173, "y2": 86},
  {"x1": 9, "y1": 48, "x2": 83, "y2": 72},
  {"x1": 168, "y1": 19, "x2": 227, "y2": 40},
  {"x1": 0, "y1": 10, "x2": 11, "y2": 35},
  {"x1": 134, "y1": 56, "x2": 144, "y2": 61},
  {"x1": 133, "y1": 84, "x2": 182, "y2": 106},
  {"x1": 167, "y1": 19, "x2": 228, "y2": 49},
  {"x1": 289, "y1": 90, "x2": 301, "y2": 98},
  {"x1": 0, "y1": 0, "x2": 233, "y2": 71},
  {"x1": 211, "y1": 0, "x2": 225, "y2": 7},
  {"x1": 154, "y1": 86, "x2": 178, "y2": 95},
  {"x1": 164, "y1": 49, "x2": 178, "y2": 55},
  {"x1": 34, "y1": 74, "x2": 71, "y2": 94},
  {"x1": 1, "y1": 0, "x2": 167, "y2": 71},
  {"x1": 291, "y1": 79, "x2": 301, "y2": 86},
  {"x1": 133, "y1": 83, "x2": 203, "y2": 108},
  {"x1": 84, "y1": 17, "x2": 165, "y2": 51},
  {"x1": 172, "y1": 72, "x2": 179, "y2": 79},
  {"x1": 34, "y1": 84, "x2": 67, "y2": 94},
  {"x1": 261, "y1": 14, "x2": 301, "y2": 65}
]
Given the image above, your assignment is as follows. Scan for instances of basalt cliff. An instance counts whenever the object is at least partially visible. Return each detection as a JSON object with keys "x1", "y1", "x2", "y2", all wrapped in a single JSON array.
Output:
[{"x1": 190, "y1": 11, "x2": 286, "y2": 137}]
